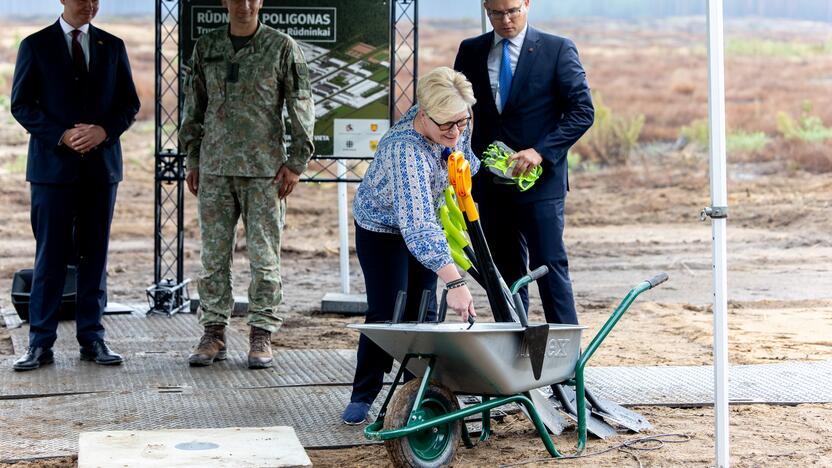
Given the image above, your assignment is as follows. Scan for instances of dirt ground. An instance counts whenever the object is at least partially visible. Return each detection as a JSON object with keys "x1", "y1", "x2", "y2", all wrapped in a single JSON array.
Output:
[{"x1": 1, "y1": 17, "x2": 831, "y2": 468}]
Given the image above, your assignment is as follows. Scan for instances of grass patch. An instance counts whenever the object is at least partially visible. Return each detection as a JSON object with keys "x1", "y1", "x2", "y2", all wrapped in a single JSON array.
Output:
[
  {"x1": 329, "y1": 74, "x2": 349, "y2": 87},
  {"x1": 573, "y1": 92, "x2": 644, "y2": 167},
  {"x1": 4, "y1": 154, "x2": 27, "y2": 174},
  {"x1": 777, "y1": 102, "x2": 832, "y2": 143},
  {"x1": 680, "y1": 119, "x2": 772, "y2": 153},
  {"x1": 726, "y1": 37, "x2": 832, "y2": 58},
  {"x1": 727, "y1": 131, "x2": 771, "y2": 153}
]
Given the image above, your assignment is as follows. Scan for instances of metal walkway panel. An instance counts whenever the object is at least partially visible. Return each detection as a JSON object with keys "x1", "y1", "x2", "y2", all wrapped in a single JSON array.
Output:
[
  {"x1": 0, "y1": 349, "x2": 363, "y2": 397},
  {"x1": 586, "y1": 360, "x2": 832, "y2": 406},
  {"x1": 0, "y1": 386, "x2": 378, "y2": 462},
  {"x1": 9, "y1": 313, "x2": 249, "y2": 353},
  {"x1": 2, "y1": 348, "x2": 831, "y2": 406}
]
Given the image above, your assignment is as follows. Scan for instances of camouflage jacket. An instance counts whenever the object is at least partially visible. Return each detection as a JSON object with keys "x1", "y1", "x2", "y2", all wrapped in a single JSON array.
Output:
[{"x1": 180, "y1": 23, "x2": 315, "y2": 177}]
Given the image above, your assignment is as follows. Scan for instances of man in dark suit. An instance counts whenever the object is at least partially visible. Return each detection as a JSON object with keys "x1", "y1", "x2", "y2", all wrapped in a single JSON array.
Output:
[
  {"x1": 454, "y1": 0, "x2": 594, "y2": 325},
  {"x1": 10, "y1": 0, "x2": 140, "y2": 371}
]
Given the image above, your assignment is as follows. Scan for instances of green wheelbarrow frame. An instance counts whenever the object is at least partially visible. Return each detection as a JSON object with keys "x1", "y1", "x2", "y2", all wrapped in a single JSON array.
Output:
[{"x1": 364, "y1": 273, "x2": 668, "y2": 460}]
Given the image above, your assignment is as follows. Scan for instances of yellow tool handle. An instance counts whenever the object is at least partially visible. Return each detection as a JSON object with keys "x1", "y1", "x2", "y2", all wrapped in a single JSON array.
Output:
[{"x1": 447, "y1": 151, "x2": 479, "y2": 222}]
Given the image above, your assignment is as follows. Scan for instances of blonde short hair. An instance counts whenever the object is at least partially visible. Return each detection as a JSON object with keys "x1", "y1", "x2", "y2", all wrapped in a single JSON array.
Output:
[{"x1": 416, "y1": 67, "x2": 476, "y2": 122}]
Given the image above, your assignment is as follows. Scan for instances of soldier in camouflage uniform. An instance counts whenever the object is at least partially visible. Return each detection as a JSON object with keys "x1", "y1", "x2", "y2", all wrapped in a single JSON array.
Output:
[{"x1": 179, "y1": 0, "x2": 314, "y2": 369}]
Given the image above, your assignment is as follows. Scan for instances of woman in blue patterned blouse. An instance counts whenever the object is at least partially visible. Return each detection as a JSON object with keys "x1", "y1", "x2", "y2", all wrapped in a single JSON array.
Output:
[{"x1": 342, "y1": 67, "x2": 481, "y2": 425}]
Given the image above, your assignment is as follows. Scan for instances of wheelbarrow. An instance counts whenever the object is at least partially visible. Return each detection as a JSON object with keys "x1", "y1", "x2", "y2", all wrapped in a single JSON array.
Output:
[{"x1": 351, "y1": 272, "x2": 668, "y2": 467}]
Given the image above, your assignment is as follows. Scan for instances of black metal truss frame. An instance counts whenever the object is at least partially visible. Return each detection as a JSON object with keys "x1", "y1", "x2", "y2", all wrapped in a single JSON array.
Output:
[
  {"x1": 150, "y1": 0, "x2": 418, "y2": 314},
  {"x1": 149, "y1": 0, "x2": 189, "y2": 315}
]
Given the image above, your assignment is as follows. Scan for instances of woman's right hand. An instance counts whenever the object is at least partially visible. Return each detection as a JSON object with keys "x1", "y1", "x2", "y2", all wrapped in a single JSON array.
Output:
[{"x1": 446, "y1": 285, "x2": 476, "y2": 323}]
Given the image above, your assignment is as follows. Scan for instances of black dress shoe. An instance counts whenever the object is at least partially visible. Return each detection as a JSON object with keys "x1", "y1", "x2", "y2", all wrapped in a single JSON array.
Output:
[
  {"x1": 80, "y1": 341, "x2": 123, "y2": 365},
  {"x1": 13, "y1": 347, "x2": 54, "y2": 371}
]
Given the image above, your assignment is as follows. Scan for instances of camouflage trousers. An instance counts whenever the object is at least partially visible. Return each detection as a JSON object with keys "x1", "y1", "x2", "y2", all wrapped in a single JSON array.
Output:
[{"x1": 197, "y1": 174, "x2": 286, "y2": 333}]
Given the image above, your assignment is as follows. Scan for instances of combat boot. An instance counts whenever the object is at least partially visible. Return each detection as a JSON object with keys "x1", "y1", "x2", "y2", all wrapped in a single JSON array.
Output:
[
  {"x1": 188, "y1": 325, "x2": 227, "y2": 367},
  {"x1": 248, "y1": 326, "x2": 273, "y2": 369}
]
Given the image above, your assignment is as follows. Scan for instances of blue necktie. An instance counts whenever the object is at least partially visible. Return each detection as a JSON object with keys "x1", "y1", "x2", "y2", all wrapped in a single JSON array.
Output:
[{"x1": 499, "y1": 38, "x2": 513, "y2": 111}]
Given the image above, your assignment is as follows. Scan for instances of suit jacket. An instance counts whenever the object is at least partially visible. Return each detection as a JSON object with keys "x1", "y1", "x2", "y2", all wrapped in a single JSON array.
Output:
[
  {"x1": 454, "y1": 27, "x2": 594, "y2": 204},
  {"x1": 11, "y1": 20, "x2": 140, "y2": 184}
]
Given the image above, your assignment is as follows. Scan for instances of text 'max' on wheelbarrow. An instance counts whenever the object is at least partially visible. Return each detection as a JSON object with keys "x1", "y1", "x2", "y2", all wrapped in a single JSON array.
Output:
[{"x1": 351, "y1": 273, "x2": 667, "y2": 467}]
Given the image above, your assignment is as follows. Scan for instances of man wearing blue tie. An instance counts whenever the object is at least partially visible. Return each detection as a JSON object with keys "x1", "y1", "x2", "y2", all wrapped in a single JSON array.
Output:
[
  {"x1": 10, "y1": 0, "x2": 140, "y2": 370},
  {"x1": 454, "y1": 0, "x2": 594, "y2": 325}
]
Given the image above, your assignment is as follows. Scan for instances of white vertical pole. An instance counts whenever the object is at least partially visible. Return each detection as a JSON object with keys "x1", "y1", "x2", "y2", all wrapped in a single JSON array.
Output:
[
  {"x1": 706, "y1": 1, "x2": 730, "y2": 467},
  {"x1": 481, "y1": 3, "x2": 487, "y2": 33},
  {"x1": 337, "y1": 159, "x2": 350, "y2": 294}
]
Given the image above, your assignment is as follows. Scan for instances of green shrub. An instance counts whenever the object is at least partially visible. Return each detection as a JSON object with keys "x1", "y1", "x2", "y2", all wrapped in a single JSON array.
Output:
[
  {"x1": 4, "y1": 154, "x2": 27, "y2": 174},
  {"x1": 566, "y1": 151, "x2": 581, "y2": 170},
  {"x1": 727, "y1": 131, "x2": 771, "y2": 153},
  {"x1": 680, "y1": 119, "x2": 709, "y2": 148},
  {"x1": 573, "y1": 92, "x2": 644, "y2": 166},
  {"x1": 680, "y1": 119, "x2": 771, "y2": 153},
  {"x1": 776, "y1": 102, "x2": 832, "y2": 143},
  {"x1": 726, "y1": 38, "x2": 832, "y2": 58}
]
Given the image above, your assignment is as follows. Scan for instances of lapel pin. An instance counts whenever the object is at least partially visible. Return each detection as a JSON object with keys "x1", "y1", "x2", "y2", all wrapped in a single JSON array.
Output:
[
  {"x1": 97, "y1": 40, "x2": 104, "y2": 45},
  {"x1": 528, "y1": 47, "x2": 534, "y2": 52}
]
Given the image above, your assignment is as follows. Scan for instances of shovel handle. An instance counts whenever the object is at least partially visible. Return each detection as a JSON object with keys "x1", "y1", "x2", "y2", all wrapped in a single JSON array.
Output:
[
  {"x1": 417, "y1": 289, "x2": 432, "y2": 323},
  {"x1": 448, "y1": 151, "x2": 479, "y2": 222},
  {"x1": 391, "y1": 291, "x2": 407, "y2": 324},
  {"x1": 437, "y1": 289, "x2": 448, "y2": 322}
]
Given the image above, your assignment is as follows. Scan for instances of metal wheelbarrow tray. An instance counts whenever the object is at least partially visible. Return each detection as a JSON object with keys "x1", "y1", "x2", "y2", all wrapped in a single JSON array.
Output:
[
  {"x1": 352, "y1": 322, "x2": 584, "y2": 395},
  {"x1": 352, "y1": 273, "x2": 668, "y2": 467}
]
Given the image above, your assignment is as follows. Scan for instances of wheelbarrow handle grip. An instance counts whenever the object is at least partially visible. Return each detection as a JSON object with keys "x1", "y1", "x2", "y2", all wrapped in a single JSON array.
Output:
[
  {"x1": 509, "y1": 266, "x2": 549, "y2": 295},
  {"x1": 647, "y1": 272, "x2": 669, "y2": 289},
  {"x1": 528, "y1": 266, "x2": 549, "y2": 281}
]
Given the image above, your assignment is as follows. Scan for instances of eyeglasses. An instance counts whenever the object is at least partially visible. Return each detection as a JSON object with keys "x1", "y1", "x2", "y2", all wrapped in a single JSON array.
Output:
[
  {"x1": 428, "y1": 114, "x2": 471, "y2": 132},
  {"x1": 486, "y1": 6, "x2": 524, "y2": 20}
]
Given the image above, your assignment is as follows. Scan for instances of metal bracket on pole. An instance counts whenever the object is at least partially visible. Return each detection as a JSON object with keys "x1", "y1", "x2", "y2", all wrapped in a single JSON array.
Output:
[
  {"x1": 146, "y1": 278, "x2": 191, "y2": 316},
  {"x1": 699, "y1": 206, "x2": 728, "y2": 221}
]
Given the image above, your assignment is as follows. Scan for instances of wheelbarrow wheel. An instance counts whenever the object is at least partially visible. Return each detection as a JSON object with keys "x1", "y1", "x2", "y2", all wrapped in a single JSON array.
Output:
[{"x1": 383, "y1": 379, "x2": 461, "y2": 468}]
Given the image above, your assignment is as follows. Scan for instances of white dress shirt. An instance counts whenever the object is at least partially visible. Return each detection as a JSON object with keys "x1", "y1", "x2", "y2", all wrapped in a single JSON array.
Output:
[
  {"x1": 59, "y1": 15, "x2": 90, "y2": 69},
  {"x1": 487, "y1": 24, "x2": 528, "y2": 113}
]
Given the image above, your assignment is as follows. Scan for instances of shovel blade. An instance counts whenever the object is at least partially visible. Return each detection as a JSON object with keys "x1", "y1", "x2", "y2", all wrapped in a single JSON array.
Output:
[
  {"x1": 547, "y1": 383, "x2": 618, "y2": 439},
  {"x1": 525, "y1": 325, "x2": 550, "y2": 380},
  {"x1": 523, "y1": 388, "x2": 570, "y2": 435},
  {"x1": 585, "y1": 389, "x2": 653, "y2": 432}
]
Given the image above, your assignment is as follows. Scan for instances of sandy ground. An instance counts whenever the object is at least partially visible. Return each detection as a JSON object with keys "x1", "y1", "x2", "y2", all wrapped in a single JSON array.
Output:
[{"x1": 1, "y1": 17, "x2": 832, "y2": 468}]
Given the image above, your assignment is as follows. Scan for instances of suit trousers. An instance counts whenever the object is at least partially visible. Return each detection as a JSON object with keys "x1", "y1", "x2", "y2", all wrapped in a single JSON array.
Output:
[
  {"x1": 479, "y1": 197, "x2": 578, "y2": 325},
  {"x1": 28, "y1": 181, "x2": 118, "y2": 348},
  {"x1": 350, "y1": 223, "x2": 438, "y2": 404}
]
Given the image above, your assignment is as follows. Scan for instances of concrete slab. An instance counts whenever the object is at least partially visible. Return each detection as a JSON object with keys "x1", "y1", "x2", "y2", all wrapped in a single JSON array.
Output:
[
  {"x1": 78, "y1": 426, "x2": 311, "y2": 468},
  {"x1": 189, "y1": 295, "x2": 250, "y2": 316},
  {"x1": 320, "y1": 293, "x2": 368, "y2": 315}
]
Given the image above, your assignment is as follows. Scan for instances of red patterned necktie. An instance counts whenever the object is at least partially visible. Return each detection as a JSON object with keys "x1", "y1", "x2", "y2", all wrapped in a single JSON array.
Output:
[{"x1": 71, "y1": 29, "x2": 87, "y2": 74}]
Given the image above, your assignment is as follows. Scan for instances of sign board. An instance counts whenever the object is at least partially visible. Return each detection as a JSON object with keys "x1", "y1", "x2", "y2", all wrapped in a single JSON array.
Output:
[
  {"x1": 333, "y1": 118, "x2": 390, "y2": 158},
  {"x1": 180, "y1": 0, "x2": 391, "y2": 156}
]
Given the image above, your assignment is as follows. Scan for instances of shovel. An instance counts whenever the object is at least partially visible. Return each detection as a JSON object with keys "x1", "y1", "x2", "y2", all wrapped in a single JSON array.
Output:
[
  {"x1": 508, "y1": 266, "x2": 552, "y2": 381},
  {"x1": 447, "y1": 151, "x2": 514, "y2": 323},
  {"x1": 446, "y1": 151, "x2": 548, "y2": 363},
  {"x1": 583, "y1": 386, "x2": 652, "y2": 433},
  {"x1": 442, "y1": 199, "x2": 522, "y2": 323}
]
